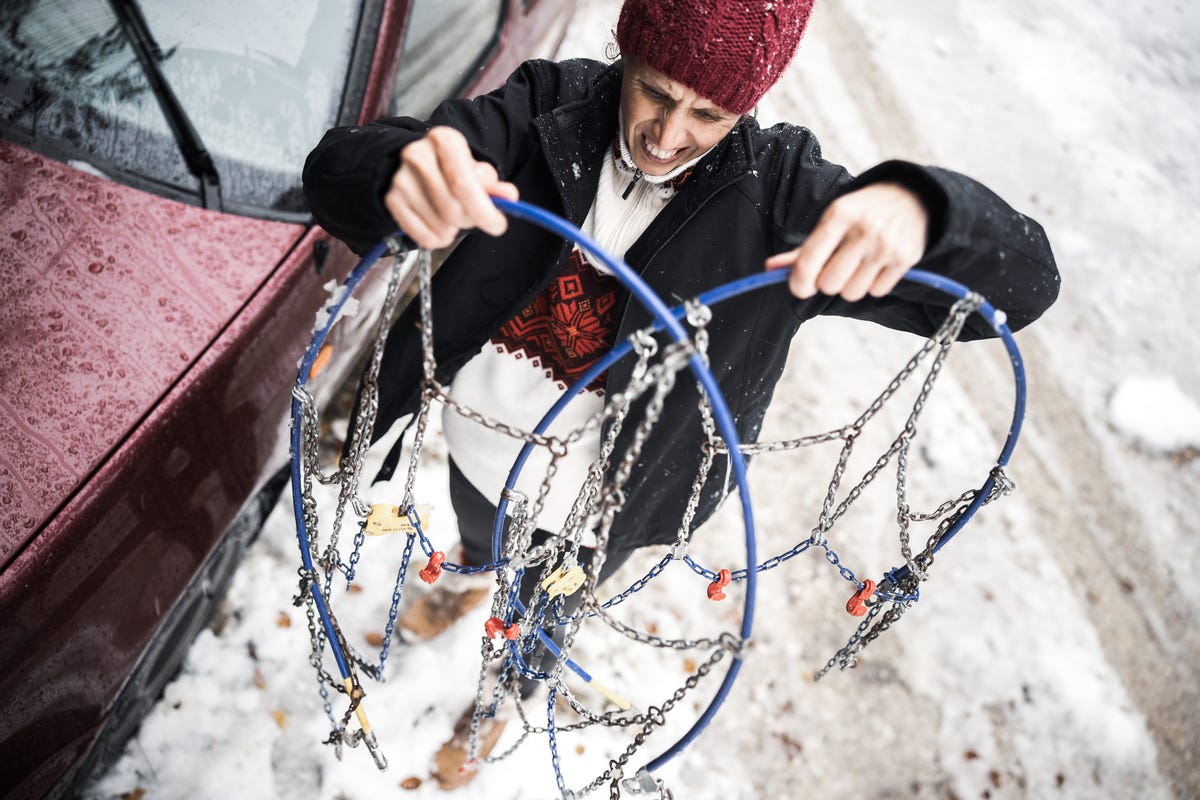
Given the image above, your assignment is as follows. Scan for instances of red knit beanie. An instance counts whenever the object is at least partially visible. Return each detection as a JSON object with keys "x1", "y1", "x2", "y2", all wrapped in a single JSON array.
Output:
[{"x1": 616, "y1": 0, "x2": 814, "y2": 115}]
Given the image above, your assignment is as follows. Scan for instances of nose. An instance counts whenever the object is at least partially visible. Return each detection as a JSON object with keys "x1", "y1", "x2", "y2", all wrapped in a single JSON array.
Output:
[{"x1": 655, "y1": 108, "x2": 689, "y2": 151}]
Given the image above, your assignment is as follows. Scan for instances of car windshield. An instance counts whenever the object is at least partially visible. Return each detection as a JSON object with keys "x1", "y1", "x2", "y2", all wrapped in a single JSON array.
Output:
[{"x1": 0, "y1": 0, "x2": 359, "y2": 216}]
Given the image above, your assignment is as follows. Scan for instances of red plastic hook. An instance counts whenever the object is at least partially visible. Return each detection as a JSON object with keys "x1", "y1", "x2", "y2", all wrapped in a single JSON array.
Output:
[
  {"x1": 484, "y1": 616, "x2": 521, "y2": 641},
  {"x1": 846, "y1": 579, "x2": 877, "y2": 617},
  {"x1": 707, "y1": 568, "x2": 732, "y2": 601},
  {"x1": 419, "y1": 550, "x2": 446, "y2": 584}
]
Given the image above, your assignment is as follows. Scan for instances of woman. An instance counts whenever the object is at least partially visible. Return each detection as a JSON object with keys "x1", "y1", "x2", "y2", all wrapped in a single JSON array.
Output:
[
  {"x1": 303, "y1": 0, "x2": 1059, "y2": 782},
  {"x1": 305, "y1": 0, "x2": 1057, "y2": 576}
]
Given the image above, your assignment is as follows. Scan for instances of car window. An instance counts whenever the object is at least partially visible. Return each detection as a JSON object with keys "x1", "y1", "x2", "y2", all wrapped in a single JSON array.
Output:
[
  {"x1": 0, "y1": 2, "x2": 193, "y2": 195},
  {"x1": 0, "y1": 0, "x2": 360, "y2": 216},
  {"x1": 390, "y1": 0, "x2": 504, "y2": 118}
]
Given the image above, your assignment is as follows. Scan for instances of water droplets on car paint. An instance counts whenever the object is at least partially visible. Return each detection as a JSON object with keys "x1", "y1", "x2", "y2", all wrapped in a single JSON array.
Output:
[{"x1": 2, "y1": 2, "x2": 581, "y2": 795}]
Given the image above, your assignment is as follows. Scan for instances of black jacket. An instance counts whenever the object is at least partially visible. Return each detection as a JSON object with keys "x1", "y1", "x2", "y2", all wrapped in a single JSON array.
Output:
[{"x1": 303, "y1": 58, "x2": 1060, "y2": 549}]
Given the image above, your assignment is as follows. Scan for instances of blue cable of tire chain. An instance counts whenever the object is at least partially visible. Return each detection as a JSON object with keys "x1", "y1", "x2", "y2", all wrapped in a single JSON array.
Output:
[
  {"x1": 289, "y1": 202, "x2": 1028, "y2": 774},
  {"x1": 486, "y1": 241, "x2": 1028, "y2": 773},
  {"x1": 285, "y1": 213, "x2": 755, "y2": 775},
  {"x1": 487, "y1": 201, "x2": 1025, "y2": 774},
  {"x1": 497, "y1": 265, "x2": 1025, "y2": 593},
  {"x1": 291, "y1": 237, "x2": 394, "y2": 681},
  {"x1": 278, "y1": 227, "x2": 713, "y2": 758},
  {"x1": 487, "y1": 197, "x2": 757, "y2": 774},
  {"x1": 647, "y1": 267, "x2": 1026, "y2": 587}
]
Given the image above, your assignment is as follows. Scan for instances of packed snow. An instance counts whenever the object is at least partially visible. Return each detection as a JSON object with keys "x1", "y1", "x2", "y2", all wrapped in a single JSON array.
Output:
[
  {"x1": 86, "y1": 1, "x2": 1200, "y2": 799},
  {"x1": 1109, "y1": 376, "x2": 1200, "y2": 454}
]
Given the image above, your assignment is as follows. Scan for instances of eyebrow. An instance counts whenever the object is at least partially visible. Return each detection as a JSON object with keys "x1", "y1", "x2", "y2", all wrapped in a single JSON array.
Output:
[
  {"x1": 635, "y1": 77, "x2": 731, "y2": 120},
  {"x1": 636, "y1": 77, "x2": 672, "y2": 99}
]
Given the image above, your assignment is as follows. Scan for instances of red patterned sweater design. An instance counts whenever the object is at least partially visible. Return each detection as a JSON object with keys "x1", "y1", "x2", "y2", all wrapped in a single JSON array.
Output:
[{"x1": 494, "y1": 249, "x2": 619, "y2": 393}]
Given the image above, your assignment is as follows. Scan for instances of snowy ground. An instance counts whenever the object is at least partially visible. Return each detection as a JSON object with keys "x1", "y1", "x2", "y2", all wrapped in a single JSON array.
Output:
[{"x1": 86, "y1": 1, "x2": 1200, "y2": 799}]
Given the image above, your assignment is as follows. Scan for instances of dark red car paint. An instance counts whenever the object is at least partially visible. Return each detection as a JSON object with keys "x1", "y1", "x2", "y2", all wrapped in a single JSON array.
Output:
[{"x1": 0, "y1": 1, "x2": 575, "y2": 796}]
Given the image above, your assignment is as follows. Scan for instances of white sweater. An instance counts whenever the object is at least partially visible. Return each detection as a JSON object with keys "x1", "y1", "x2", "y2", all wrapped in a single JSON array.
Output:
[{"x1": 442, "y1": 138, "x2": 705, "y2": 540}]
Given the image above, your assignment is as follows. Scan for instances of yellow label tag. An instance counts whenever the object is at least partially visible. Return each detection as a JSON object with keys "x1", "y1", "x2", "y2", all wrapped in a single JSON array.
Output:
[
  {"x1": 364, "y1": 503, "x2": 431, "y2": 536},
  {"x1": 539, "y1": 564, "x2": 586, "y2": 598}
]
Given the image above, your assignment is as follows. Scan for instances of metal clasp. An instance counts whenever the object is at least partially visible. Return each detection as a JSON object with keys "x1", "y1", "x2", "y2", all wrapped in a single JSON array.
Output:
[{"x1": 621, "y1": 768, "x2": 672, "y2": 798}]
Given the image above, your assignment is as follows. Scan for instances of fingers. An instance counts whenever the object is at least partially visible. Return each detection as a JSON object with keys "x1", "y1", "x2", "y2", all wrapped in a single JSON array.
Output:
[
  {"x1": 777, "y1": 230, "x2": 891, "y2": 302},
  {"x1": 395, "y1": 134, "x2": 464, "y2": 247},
  {"x1": 867, "y1": 263, "x2": 910, "y2": 298},
  {"x1": 486, "y1": 174, "x2": 520, "y2": 202},
  {"x1": 434, "y1": 130, "x2": 507, "y2": 237},
  {"x1": 766, "y1": 183, "x2": 929, "y2": 302},
  {"x1": 385, "y1": 126, "x2": 517, "y2": 248},
  {"x1": 786, "y1": 210, "x2": 849, "y2": 298},
  {"x1": 473, "y1": 161, "x2": 519, "y2": 204},
  {"x1": 815, "y1": 233, "x2": 872, "y2": 299},
  {"x1": 385, "y1": 168, "x2": 452, "y2": 248}
]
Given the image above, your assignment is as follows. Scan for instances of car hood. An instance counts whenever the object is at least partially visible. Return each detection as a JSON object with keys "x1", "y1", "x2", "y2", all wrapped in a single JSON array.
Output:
[{"x1": 0, "y1": 140, "x2": 304, "y2": 566}]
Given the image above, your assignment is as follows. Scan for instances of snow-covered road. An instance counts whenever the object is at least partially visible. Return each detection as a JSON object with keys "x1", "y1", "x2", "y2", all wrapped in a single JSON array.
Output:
[{"x1": 86, "y1": 1, "x2": 1200, "y2": 798}]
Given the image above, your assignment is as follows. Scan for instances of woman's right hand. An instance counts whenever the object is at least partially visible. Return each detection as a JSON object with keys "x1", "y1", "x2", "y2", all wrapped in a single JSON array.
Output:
[{"x1": 384, "y1": 126, "x2": 519, "y2": 249}]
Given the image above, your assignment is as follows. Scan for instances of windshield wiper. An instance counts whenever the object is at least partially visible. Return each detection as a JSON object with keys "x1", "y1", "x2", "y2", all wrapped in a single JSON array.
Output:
[{"x1": 107, "y1": 0, "x2": 223, "y2": 210}]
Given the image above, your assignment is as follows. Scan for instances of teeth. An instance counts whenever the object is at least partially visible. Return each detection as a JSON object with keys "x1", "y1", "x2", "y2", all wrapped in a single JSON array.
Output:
[{"x1": 644, "y1": 139, "x2": 680, "y2": 160}]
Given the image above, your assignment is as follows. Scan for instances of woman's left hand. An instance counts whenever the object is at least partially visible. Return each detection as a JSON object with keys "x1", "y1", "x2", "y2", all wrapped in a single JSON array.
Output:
[{"x1": 765, "y1": 182, "x2": 929, "y2": 301}]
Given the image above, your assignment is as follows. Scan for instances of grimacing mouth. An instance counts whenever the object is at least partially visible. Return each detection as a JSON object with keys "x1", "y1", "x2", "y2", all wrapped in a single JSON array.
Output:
[
  {"x1": 642, "y1": 136, "x2": 684, "y2": 161},
  {"x1": 632, "y1": 130, "x2": 689, "y2": 172}
]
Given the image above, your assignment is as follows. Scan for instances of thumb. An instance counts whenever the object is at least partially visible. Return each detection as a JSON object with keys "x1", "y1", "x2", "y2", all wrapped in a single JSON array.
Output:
[
  {"x1": 488, "y1": 181, "x2": 520, "y2": 202},
  {"x1": 472, "y1": 162, "x2": 519, "y2": 201}
]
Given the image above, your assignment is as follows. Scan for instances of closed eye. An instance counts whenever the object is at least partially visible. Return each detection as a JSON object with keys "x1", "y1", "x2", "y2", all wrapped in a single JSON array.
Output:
[
  {"x1": 639, "y1": 82, "x2": 672, "y2": 105},
  {"x1": 636, "y1": 78, "x2": 732, "y2": 124}
]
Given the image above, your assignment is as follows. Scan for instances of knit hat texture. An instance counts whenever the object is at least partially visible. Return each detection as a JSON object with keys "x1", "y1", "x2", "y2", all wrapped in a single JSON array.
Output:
[{"x1": 616, "y1": 0, "x2": 814, "y2": 115}]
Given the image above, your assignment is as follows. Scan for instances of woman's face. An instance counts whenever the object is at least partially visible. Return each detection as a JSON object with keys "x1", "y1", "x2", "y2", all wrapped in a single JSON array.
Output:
[{"x1": 619, "y1": 58, "x2": 740, "y2": 176}]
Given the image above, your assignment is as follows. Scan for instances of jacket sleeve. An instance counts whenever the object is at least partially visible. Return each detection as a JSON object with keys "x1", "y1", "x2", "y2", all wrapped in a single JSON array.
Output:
[
  {"x1": 772, "y1": 129, "x2": 1060, "y2": 339},
  {"x1": 301, "y1": 59, "x2": 574, "y2": 254}
]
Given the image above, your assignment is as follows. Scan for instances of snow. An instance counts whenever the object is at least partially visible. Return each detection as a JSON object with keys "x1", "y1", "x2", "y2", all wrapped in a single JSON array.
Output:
[
  {"x1": 1109, "y1": 376, "x2": 1200, "y2": 454},
  {"x1": 312, "y1": 279, "x2": 360, "y2": 335},
  {"x1": 85, "y1": 1, "x2": 1200, "y2": 799}
]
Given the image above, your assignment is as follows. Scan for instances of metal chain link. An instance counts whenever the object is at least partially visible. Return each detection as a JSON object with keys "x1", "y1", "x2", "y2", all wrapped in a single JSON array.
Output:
[
  {"x1": 293, "y1": 228, "x2": 1006, "y2": 788},
  {"x1": 671, "y1": 300, "x2": 718, "y2": 554}
]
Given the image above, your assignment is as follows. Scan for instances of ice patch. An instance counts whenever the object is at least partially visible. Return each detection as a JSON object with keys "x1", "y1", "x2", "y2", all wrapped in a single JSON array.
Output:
[
  {"x1": 312, "y1": 279, "x2": 360, "y2": 334},
  {"x1": 1109, "y1": 375, "x2": 1200, "y2": 453},
  {"x1": 68, "y1": 159, "x2": 109, "y2": 179}
]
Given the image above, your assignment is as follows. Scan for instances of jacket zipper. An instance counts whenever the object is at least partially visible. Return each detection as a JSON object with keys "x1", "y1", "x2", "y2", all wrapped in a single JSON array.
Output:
[
  {"x1": 608, "y1": 168, "x2": 752, "y2": 505},
  {"x1": 621, "y1": 168, "x2": 645, "y2": 199},
  {"x1": 611, "y1": 167, "x2": 753, "y2": 347}
]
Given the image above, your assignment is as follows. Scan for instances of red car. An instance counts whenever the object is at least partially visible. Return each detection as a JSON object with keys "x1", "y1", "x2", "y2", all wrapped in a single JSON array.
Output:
[{"x1": 0, "y1": 1, "x2": 575, "y2": 796}]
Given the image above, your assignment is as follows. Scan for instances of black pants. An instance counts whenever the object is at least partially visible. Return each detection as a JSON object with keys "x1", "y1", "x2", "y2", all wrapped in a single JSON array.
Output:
[
  {"x1": 448, "y1": 458, "x2": 635, "y2": 689},
  {"x1": 448, "y1": 457, "x2": 635, "y2": 583}
]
